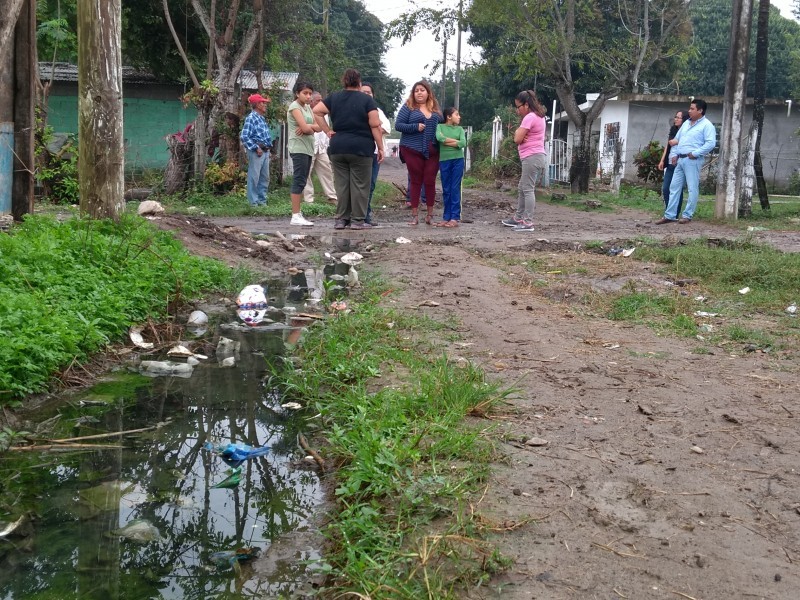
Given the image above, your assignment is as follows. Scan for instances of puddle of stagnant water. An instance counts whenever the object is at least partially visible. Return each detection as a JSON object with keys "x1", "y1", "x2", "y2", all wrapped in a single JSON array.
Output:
[{"x1": 0, "y1": 267, "x2": 353, "y2": 600}]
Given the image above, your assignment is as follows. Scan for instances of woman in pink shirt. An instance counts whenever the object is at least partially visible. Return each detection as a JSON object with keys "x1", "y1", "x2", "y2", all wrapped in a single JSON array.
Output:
[{"x1": 501, "y1": 90, "x2": 548, "y2": 232}]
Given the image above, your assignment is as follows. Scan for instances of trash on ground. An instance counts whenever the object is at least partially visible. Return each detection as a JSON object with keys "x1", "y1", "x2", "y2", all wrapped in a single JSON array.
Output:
[
  {"x1": 739, "y1": 287, "x2": 751, "y2": 295},
  {"x1": 695, "y1": 295, "x2": 707, "y2": 302},
  {"x1": 216, "y1": 337, "x2": 240, "y2": 357},
  {"x1": 329, "y1": 301, "x2": 348, "y2": 312},
  {"x1": 211, "y1": 467, "x2": 242, "y2": 489},
  {"x1": 137, "y1": 200, "x2": 165, "y2": 216},
  {"x1": 746, "y1": 226, "x2": 767, "y2": 231},
  {"x1": 694, "y1": 311, "x2": 720, "y2": 317},
  {"x1": 525, "y1": 437, "x2": 549, "y2": 446},
  {"x1": 187, "y1": 310, "x2": 208, "y2": 326},
  {"x1": 129, "y1": 326, "x2": 154, "y2": 350},
  {"x1": 395, "y1": 237, "x2": 412, "y2": 244},
  {"x1": 220, "y1": 356, "x2": 236, "y2": 368},
  {"x1": 112, "y1": 519, "x2": 162, "y2": 543},
  {"x1": 602, "y1": 342, "x2": 620, "y2": 349},
  {"x1": 607, "y1": 247, "x2": 623, "y2": 256},
  {"x1": 786, "y1": 303, "x2": 797, "y2": 315},
  {"x1": 346, "y1": 266, "x2": 360, "y2": 288},
  {"x1": 699, "y1": 324, "x2": 714, "y2": 333},
  {"x1": 418, "y1": 300, "x2": 440, "y2": 308},
  {"x1": 205, "y1": 442, "x2": 271, "y2": 468},
  {"x1": 237, "y1": 308, "x2": 269, "y2": 326},
  {"x1": 281, "y1": 402, "x2": 303, "y2": 410},
  {"x1": 140, "y1": 360, "x2": 194, "y2": 378},
  {"x1": 340, "y1": 252, "x2": 364, "y2": 266},
  {"x1": 236, "y1": 284, "x2": 267, "y2": 307},
  {"x1": 255, "y1": 240, "x2": 272, "y2": 247},
  {"x1": 691, "y1": 446, "x2": 705, "y2": 454},
  {"x1": 621, "y1": 248, "x2": 636, "y2": 257},
  {"x1": 167, "y1": 345, "x2": 198, "y2": 358}
]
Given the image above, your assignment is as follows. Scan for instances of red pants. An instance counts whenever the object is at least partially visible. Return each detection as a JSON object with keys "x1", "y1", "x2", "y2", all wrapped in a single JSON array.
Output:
[{"x1": 401, "y1": 145, "x2": 439, "y2": 208}]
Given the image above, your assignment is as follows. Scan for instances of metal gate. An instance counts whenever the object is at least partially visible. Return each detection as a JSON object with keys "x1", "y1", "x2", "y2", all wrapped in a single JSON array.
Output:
[{"x1": 549, "y1": 139, "x2": 571, "y2": 183}]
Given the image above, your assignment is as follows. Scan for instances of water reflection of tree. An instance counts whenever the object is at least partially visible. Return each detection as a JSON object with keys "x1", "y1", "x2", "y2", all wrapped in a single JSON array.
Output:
[{"x1": 1, "y1": 329, "x2": 322, "y2": 599}]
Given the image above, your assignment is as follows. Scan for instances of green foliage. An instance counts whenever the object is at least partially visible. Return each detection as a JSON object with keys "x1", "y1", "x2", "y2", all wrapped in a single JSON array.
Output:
[
  {"x1": 203, "y1": 162, "x2": 245, "y2": 194},
  {"x1": 0, "y1": 215, "x2": 241, "y2": 401},
  {"x1": 683, "y1": 0, "x2": 800, "y2": 98},
  {"x1": 632, "y1": 140, "x2": 665, "y2": 185},
  {"x1": 271, "y1": 279, "x2": 514, "y2": 596}
]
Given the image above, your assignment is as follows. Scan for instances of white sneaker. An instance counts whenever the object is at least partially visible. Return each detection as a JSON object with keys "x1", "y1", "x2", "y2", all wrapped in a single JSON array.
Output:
[
  {"x1": 303, "y1": 197, "x2": 314, "y2": 203},
  {"x1": 290, "y1": 213, "x2": 314, "y2": 227}
]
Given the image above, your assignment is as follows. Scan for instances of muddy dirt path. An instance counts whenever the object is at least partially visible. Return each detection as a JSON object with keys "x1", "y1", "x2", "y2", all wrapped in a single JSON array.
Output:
[{"x1": 161, "y1": 159, "x2": 800, "y2": 599}]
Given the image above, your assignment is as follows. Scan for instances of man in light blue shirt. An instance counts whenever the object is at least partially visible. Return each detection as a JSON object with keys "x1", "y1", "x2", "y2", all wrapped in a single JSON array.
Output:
[
  {"x1": 240, "y1": 93, "x2": 273, "y2": 207},
  {"x1": 656, "y1": 99, "x2": 716, "y2": 224}
]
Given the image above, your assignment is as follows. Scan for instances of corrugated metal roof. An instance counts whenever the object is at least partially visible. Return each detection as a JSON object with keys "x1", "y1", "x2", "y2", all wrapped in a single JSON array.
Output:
[
  {"x1": 219, "y1": 70, "x2": 298, "y2": 92},
  {"x1": 38, "y1": 63, "x2": 298, "y2": 92}
]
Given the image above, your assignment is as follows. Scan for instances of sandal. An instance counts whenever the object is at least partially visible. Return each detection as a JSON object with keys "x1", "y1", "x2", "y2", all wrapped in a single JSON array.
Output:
[
  {"x1": 425, "y1": 215, "x2": 432, "y2": 226},
  {"x1": 434, "y1": 221, "x2": 448, "y2": 227},
  {"x1": 443, "y1": 220, "x2": 459, "y2": 228}
]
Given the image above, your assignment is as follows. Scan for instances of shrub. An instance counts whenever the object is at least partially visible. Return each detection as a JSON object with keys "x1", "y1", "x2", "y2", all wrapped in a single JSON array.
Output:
[{"x1": 633, "y1": 140, "x2": 664, "y2": 186}]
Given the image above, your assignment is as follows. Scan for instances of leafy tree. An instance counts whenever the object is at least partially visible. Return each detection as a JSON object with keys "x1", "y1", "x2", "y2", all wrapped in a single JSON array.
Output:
[
  {"x1": 680, "y1": 0, "x2": 800, "y2": 99},
  {"x1": 468, "y1": 0, "x2": 693, "y2": 192}
]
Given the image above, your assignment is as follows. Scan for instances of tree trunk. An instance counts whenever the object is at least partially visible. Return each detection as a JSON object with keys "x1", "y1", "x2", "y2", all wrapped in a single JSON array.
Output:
[
  {"x1": 164, "y1": 132, "x2": 193, "y2": 194},
  {"x1": 12, "y1": 0, "x2": 35, "y2": 220},
  {"x1": 570, "y1": 127, "x2": 592, "y2": 194},
  {"x1": 715, "y1": 0, "x2": 754, "y2": 219},
  {"x1": 77, "y1": 0, "x2": 124, "y2": 220},
  {"x1": 739, "y1": 0, "x2": 770, "y2": 217}
]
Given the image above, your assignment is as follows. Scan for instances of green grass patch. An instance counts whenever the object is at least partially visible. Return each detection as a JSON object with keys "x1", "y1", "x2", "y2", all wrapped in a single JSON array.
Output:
[
  {"x1": 0, "y1": 214, "x2": 251, "y2": 402},
  {"x1": 271, "y1": 276, "x2": 514, "y2": 597}
]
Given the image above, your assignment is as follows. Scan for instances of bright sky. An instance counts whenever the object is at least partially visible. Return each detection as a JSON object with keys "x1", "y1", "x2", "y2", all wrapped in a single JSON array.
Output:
[
  {"x1": 363, "y1": 0, "x2": 798, "y2": 97},
  {"x1": 361, "y1": 0, "x2": 481, "y2": 96}
]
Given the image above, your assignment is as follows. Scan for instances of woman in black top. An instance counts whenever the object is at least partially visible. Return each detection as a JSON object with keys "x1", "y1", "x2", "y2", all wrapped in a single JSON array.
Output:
[
  {"x1": 312, "y1": 69, "x2": 385, "y2": 230},
  {"x1": 658, "y1": 110, "x2": 689, "y2": 214}
]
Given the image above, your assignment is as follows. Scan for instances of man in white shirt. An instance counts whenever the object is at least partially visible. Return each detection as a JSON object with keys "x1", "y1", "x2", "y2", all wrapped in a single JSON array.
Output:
[
  {"x1": 361, "y1": 82, "x2": 391, "y2": 225},
  {"x1": 302, "y1": 92, "x2": 338, "y2": 204}
]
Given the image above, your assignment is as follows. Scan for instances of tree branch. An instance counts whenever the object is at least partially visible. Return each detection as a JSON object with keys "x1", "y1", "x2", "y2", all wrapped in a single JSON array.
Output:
[{"x1": 163, "y1": 0, "x2": 200, "y2": 89}]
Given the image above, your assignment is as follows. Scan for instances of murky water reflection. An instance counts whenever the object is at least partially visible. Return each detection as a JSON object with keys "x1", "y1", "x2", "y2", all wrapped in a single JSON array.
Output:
[{"x1": 0, "y1": 272, "x2": 346, "y2": 599}]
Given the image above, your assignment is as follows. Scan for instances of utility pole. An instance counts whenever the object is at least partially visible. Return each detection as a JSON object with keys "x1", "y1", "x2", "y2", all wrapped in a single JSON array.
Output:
[
  {"x1": 323, "y1": 0, "x2": 330, "y2": 32},
  {"x1": 715, "y1": 0, "x2": 754, "y2": 219},
  {"x1": 78, "y1": 0, "x2": 125, "y2": 220},
  {"x1": 454, "y1": 0, "x2": 462, "y2": 110},
  {"x1": 441, "y1": 37, "x2": 447, "y2": 108}
]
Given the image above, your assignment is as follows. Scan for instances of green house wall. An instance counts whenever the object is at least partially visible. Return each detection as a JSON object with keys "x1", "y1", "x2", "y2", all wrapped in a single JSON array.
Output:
[{"x1": 47, "y1": 89, "x2": 197, "y2": 172}]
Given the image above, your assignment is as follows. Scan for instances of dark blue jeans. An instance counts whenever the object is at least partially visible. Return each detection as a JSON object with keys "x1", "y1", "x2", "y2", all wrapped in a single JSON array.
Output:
[
  {"x1": 366, "y1": 154, "x2": 380, "y2": 224},
  {"x1": 662, "y1": 163, "x2": 684, "y2": 216}
]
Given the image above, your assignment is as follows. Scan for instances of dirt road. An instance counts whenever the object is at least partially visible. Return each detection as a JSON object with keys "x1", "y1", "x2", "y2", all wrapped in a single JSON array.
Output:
[{"x1": 163, "y1": 158, "x2": 800, "y2": 599}]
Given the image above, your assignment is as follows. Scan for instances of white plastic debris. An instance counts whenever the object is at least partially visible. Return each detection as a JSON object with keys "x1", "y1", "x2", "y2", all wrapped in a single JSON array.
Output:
[
  {"x1": 746, "y1": 226, "x2": 767, "y2": 231},
  {"x1": 129, "y1": 326, "x2": 154, "y2": 349},
  {"x1": 137, "y1": 200, "x2": 165, "y2": 216},
  {"x1": 691, "y1": 446, "x2": 705, "y2": 454},
  {"x1": 281, "y1": 402, "x2": 303, "y2": 410},
  {"x1": 346, "y1": 266, "x2": 360, "y2": 288},
  {"x1": 216, "y1": 337, "x2": 240, "y2": 357},
  {"x1": 621, "y1": 248, "x2": 636, "y2": 257},
  {"x1": 237, "y1": 284, "x2": 267, "y2": 307},
  {"x1": 237, "y1": 309, "x2": 268, "y2": 325},
  {"x1": 187, "y1": 310, "x2": 208, "y2": 326},
  {"x1": 695, "y1": 295, "x2": 707, "y2": 302},
  {"x1": 694, "y1": 311, "x2": 720, "y2": 317},
  {"x1": 220, "y1": 356, "x2": 236, "y2": 368},
  {"x1": 140, "y1": 360, "x2": 194, "y2": 378},
  {"x1": 786, "y1": 303, "x2": 797, "y2": 315},
  {"x1": 395, "y1": 237, "x2": 412, "y2": 244},
  {"x1": 340, "y1": 252, "x2": 364, "y2": 266},
  {"x1": 739, "y1": 287, "x2": 751, "y2": 295}
]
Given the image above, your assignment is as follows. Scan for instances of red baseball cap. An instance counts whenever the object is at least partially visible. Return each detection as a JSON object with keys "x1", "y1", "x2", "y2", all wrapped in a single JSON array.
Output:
[{"x1": 248, "y1": 93, "x2": 270, "y2": 104}]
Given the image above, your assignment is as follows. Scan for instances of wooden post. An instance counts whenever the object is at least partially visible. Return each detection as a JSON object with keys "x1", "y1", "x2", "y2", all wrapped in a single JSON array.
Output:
[
  {"x1": 77, "y1": 0, "x2": 125, "y2": 220},
  {"x1": 12, "y1": 0, "x2": 35, "y2": 220}
]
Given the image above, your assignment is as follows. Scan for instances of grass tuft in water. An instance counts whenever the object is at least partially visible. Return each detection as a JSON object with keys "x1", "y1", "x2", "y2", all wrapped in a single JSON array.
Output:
[{"x1": 271, "y1": 274, "x2": 514, "y2": 598}]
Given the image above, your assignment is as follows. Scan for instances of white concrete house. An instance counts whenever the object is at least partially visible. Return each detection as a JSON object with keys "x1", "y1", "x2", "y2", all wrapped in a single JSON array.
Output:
[{"x1": 551, "y1": 93, "x2": 800, "y2": 189}]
